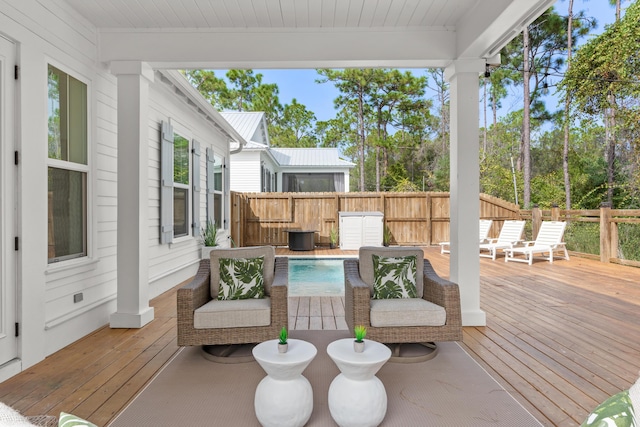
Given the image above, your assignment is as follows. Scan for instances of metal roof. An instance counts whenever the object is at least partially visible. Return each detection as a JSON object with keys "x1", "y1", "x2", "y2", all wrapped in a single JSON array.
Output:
[
  {"x1": 270, "y1": 148, "x2": 355, "y2": 168},
  {"x1": 219, "y1": 112, "x2": 269, "y2": 146}
]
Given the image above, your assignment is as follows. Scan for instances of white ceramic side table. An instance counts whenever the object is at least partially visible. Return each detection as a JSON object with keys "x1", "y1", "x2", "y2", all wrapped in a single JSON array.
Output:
[
  {"x1": 326, "y1": 338, "x2": 392, "y2": 427},
  {"x1": 252, "y1": 339, "x2": 317, "y2": 427}
]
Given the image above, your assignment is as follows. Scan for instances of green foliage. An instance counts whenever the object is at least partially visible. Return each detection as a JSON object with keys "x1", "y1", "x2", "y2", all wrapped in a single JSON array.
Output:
[
  {"x1": 354, "y1": 325, "x2": 367, "y2": 343},
  {"x1": 279, "y1": 326, "x2": 288, "y2": 344},
  {"x1": 329, "y1": 227, "x2": 338, "y2": 245},
  {"x1": 201, "y1": 219, "x2": 219, "y2": 247},
  {"x1": 564, "y1": 223, "x2": 599, "y2": 255},
  {"x1": 618, "y1": 224, "x2": 640, "y2": 262},
  {"x1": 383, "y1": 226, "x2": 392, "y2": 246}
]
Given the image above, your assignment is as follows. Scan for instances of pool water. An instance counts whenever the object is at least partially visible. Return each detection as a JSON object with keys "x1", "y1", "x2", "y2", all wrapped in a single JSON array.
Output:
[{"x1": 288, "y1": 258, "x2": 345, "y2": 296}]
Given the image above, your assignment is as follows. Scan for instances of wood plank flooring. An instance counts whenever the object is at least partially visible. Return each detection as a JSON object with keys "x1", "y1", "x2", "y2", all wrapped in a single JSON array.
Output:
[{"x1": 1, "y1": 247, "x2": 639, "y2": 426}]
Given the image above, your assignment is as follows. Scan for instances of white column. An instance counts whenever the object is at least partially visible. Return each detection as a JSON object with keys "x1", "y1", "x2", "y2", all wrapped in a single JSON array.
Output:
[
  {"x1": 445, "y1": 60, "x2": 486, "y2": 326},
  {"x1": 109, "y1": 61, "x2": 155, "y2": 328}
]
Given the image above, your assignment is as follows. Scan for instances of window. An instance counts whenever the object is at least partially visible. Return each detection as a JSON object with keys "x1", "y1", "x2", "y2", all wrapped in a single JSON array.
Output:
[
  {"x1": 173, "y1": 132, "x2": 190, "y2": 238},
  {"x1": 206, "y1": 148, "x2": 224, "y2": 228},
  {"x1": 47, "y1": 65, "x2": 88, "y2": 263}
]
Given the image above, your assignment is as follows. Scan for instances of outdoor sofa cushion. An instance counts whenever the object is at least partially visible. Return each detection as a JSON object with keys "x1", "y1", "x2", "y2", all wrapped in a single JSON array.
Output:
[
  {"x1": 217, "y1": 256, "x2": 265, "y2": 300},
  {"x1": 194, "y1": 297, "x2": 271, "y2": 329},
  {"x1": 581, "y1": 374, "x2": 640, "y2": 427},
  {"x1": 359, "y1": 247, "x2": 424, "y2": 298},
  {"x1": 369, "y1": 298, "x2": 446, "y2": 327},
  {"x1": 210, "y1": 246, "x2": 275, "y2": 299},
  {"x1": 372, "y1": 254, "x2": 418, "y2": 299}
]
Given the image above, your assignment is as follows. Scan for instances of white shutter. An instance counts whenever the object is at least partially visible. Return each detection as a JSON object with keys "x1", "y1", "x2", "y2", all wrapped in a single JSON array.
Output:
[
  {"x1": 206, "y1": 147, "x2": 215, "y2": 225},
  {"x1": 192, "y1": 140, "x2": 201, "y2": 237},
  {"x1": 160, "y1": 121, "x2": 174, "y2": 244}
]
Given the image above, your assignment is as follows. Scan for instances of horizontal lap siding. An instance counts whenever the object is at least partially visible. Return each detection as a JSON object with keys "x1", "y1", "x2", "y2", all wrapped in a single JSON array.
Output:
[
  {"x1": 147, "y1": 80, "x2": 230, "y2": 295},
  {"x1": 1, "y1": 0, "x2": 122, "y2": 354}
]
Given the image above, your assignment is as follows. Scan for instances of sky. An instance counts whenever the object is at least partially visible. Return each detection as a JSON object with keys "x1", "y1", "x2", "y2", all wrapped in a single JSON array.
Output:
[{"x1": 216, "y1": 0, "x2": 622, "y2": 125}]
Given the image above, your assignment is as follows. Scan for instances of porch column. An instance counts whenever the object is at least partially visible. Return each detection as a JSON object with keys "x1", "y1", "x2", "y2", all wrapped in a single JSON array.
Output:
[
  {"x1": 109, "y1": 61, "x2": 155, "y2": 328},
  {"x1": 445, "y1": 60, "x2": 486, "y2": 326}
]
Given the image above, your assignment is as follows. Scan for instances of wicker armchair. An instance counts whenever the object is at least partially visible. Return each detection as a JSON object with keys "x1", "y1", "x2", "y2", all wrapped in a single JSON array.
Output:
[
  {"x1": 177, "y1": 246, "x2": 288, "y2": 346},
  {"x1": 344, "y1": 247, "x2": 462, "y2": 344}
]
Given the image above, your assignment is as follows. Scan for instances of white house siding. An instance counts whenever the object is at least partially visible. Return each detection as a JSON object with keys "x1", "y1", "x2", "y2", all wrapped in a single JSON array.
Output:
[
  {"x1": 230, "y1": 150, "x2": 262, "y2": 192},
  {"x1": 146, "y1": 74, "x2": 231, "y2": 299},
  {"x1": 0, "y1": 0, "x2": 121, "y2": 372},
  {"x1": 0, "y1": 0, "x2": 232, "y2": 378}
]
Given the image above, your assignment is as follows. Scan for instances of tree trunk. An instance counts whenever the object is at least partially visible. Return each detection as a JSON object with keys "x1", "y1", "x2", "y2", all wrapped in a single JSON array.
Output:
[
  {"x1": 482, "y1": 79, "x2": 488, "y2": 158},
  {"x1": 606, "y1": 92, "x2": 616, "y2": 205},
  {"x1": 522, "y1": 26, "x2": 532, "y2": 209},
  {"x1": 563, "y1": 0, "x2": 574, "y2": 210},
  {"x1": 358, "y1": 88, "x2": 365, "y2": 191}
]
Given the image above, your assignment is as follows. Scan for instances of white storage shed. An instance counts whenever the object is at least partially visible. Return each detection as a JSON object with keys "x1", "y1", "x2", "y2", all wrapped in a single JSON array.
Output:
[{"x1": 339, "y1": 212, "x2": 384, "y2": 250}]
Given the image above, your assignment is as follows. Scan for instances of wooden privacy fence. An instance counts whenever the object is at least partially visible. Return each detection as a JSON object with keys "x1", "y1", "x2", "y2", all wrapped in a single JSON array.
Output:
[{"x1": 230, "y1": 191, "x2": 520, "y2": 248}]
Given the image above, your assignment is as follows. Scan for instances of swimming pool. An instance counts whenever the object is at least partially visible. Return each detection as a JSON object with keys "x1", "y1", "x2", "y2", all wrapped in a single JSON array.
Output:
[{"x1": 288, "y1": 258, "x2": 345, "y2": 296}]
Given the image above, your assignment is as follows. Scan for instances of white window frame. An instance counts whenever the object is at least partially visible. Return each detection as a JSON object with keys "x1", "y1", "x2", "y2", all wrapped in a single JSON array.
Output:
[
  {"x1": 45, "y1": 62, "x2": 95, "y2": 268},
  {"x1": 170, "y1": 121, "x2": 192, "y2": 243},
  {"x1": 206, "y1": 148, "x2": 225, "y2": 231}
]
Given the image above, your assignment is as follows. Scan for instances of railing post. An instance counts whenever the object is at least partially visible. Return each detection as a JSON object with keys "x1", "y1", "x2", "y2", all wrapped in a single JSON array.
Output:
[
  {"x1": 600, "y1": 202, "x2": 611, "y2": 263},
  {"x1": 532, "y1": 204, "x2": 541, "y2": 240},
  {"x1": 551, "y1": 204, "x2": 560, "y2": 221}
]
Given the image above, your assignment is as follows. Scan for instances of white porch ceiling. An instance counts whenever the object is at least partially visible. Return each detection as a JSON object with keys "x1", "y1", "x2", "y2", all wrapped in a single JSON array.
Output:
[{"x1": 63, "y1": 0, "x2": 556, "y2": 69}]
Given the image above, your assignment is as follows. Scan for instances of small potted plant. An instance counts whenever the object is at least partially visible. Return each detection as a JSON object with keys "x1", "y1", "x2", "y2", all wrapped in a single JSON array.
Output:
[
  {"x1": 354, "y1": 325, "x2": 366, "y2": 353},
  {"x1": 382, "y1": 225, "x2": 392, "y2": 247},
  {"x1": 329, "y1": 226, "x2": 338, "y2": 249},
  {"x1": 278, "y1": 326, "x2": 288, "y2": 353},
  {"x1": 200, "y1": 219, "x2": 219, "y2": 259}
]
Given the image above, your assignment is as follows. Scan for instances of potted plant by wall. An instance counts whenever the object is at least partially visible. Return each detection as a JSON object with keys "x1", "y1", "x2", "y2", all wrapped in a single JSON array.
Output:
[
  {"x1": 200, "y1": 219, "x2": 219, "y2": 259},
  {"x1": 278, "y1": 326, "x2": 288, "y2": 353},
  {"x1": 354, "y1": 325, "x2": 366, "y2": 353},
  {"x1": 329, "y1": 227, "x2": 339, "y2": 249},
  {"x1": 382, "y1": 225, "x2": 392, "y2": 247}
]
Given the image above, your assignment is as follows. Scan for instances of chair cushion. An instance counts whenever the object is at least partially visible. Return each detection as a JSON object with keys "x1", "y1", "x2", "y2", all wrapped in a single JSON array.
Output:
[
  {"x1": 372, "y1": 254, "x2": 417, "y2": 299},
  {"x1": 359, "y1": 247, "x2": 424, "y2": 297},
  {"x1": 58, "y1": 412, "x2": 97, "y2": 427},
  {"x1": 370, "y1": 298, "x2": 446, "y2": 327},
  {"x1": 217, "y1": 256, "x2": 265, "y2": 300},
  {"x1": 194, "y1": 298, "x2": 271, "y2": 329},
  {"x1": 210, "y1": 246, "x2": 275, "y2": 299}
]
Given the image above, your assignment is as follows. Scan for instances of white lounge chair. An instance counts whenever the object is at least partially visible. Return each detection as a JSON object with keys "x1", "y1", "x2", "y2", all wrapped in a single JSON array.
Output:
[
  {"x1": 440, "y1": 219, "x2": 493, "y2": 254},
  {"x1": 504, "y1": 221, "x2": 569, "y2": 265},
  {"x1": 479, "y1": 220, "x2": 526, "y2": 260}
]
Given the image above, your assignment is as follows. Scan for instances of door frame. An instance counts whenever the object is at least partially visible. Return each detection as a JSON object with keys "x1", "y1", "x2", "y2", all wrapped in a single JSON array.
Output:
[{"x1": 0, "y1": 33, "x2": 19, "y2": 379}]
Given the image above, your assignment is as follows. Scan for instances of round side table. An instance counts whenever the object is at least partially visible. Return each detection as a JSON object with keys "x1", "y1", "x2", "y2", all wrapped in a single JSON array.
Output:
[
  {"x1": 252, "y1": 339, "x2": 317, "y2": 427},
  {"x1": 326, "y1": 338, "x2": 392, "y2": 427}
]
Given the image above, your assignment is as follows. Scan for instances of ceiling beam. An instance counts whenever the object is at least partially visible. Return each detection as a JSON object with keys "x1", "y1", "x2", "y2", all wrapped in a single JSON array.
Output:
[
  {"x1": 456, "y1": 0, "x2": 557, "y2": 59},
  {"x1": 98, "y1": 28, "x2": 457, "y2": 69}
]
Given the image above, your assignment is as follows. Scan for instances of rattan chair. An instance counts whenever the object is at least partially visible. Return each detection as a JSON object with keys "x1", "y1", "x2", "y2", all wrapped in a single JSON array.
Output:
[
  {"x1": 344, "y1": 246, "x2": 462, "y2": 345},
  {"x1": 177, "y1": 246, "x2": 288, "y2": 346}
]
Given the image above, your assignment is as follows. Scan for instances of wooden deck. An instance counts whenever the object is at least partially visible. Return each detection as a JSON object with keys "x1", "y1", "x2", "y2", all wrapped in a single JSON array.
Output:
[{"x1": 1, "y1": 247, "x2": 640, "y2": 426}]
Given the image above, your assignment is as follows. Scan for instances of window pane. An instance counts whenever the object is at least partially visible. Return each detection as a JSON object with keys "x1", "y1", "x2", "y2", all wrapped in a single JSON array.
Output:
[
  {"x1": 173, "y1": 187, "x2": 188, "y2": 237},
  {"x1": 68, "y1": 75, "x2": 87, "y2": 164},
  {"x1": 48, "y1": 167, "x2": 87, "y2": 262},
  {"x1": 174, "y1": 134, "x2": 189, "y2": 185},
  {"x1": 213, "y1": 154, "x2": 222, "y2": 191},
  {"x1": 213, "y1": 193, "x2": 222, "y2": 227},
  {"x1": 47, "y1": 65, "x2": 87, "y2": 165},
  {"x1": 48, "y1": 66, "x2": 64, "y2": 160}
]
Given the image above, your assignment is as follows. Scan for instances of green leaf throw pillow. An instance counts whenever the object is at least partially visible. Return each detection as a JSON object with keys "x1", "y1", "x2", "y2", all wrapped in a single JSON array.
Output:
[
  {"x1": 218, "y1": 256, "x2": 265, "y2": 300},
  {"x1": 581, "y1": 390, "x2": 636, "y2": 427},
  {"x1": 59, "y1": 412, "x2": 98, "y2": 427},
  {"x1": 372, "y1": 254, "x2": 417, "y2": 299}
]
